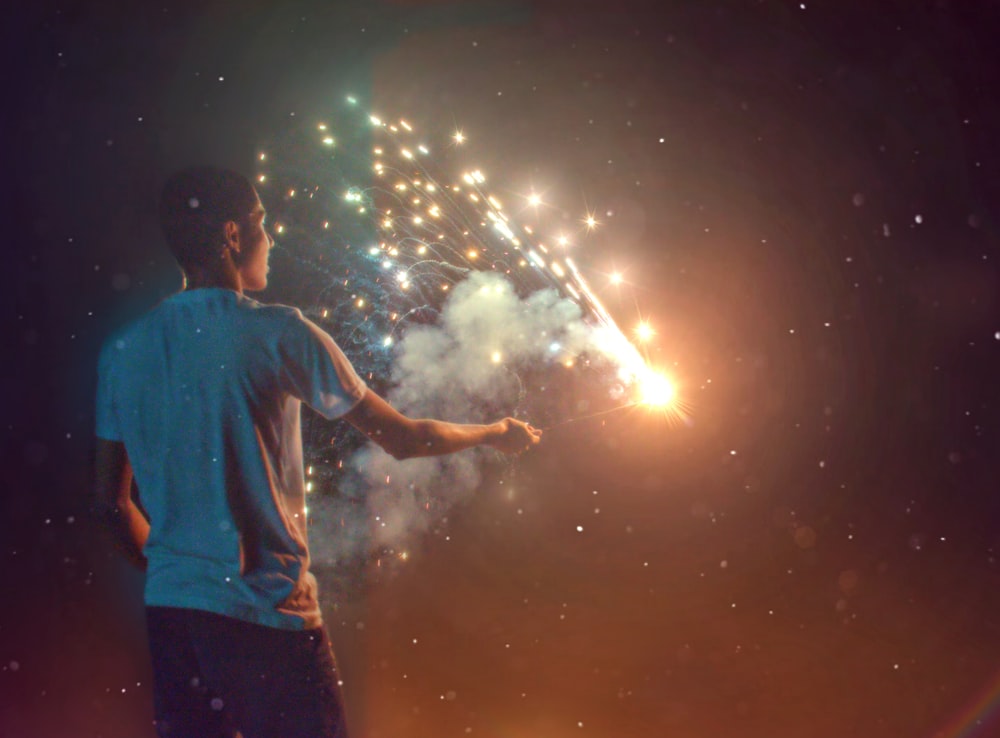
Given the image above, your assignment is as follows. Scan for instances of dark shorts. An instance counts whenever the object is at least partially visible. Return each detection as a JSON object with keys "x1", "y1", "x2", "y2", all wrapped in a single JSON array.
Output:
[{"x1": 145, "y1": 606, "x2": 348, "y2": 738}]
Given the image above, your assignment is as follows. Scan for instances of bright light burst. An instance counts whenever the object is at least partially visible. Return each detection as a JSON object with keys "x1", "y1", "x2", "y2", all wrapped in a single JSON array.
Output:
[{"x1": 636, "y1": 369, "x2": 675, "y2": 407}]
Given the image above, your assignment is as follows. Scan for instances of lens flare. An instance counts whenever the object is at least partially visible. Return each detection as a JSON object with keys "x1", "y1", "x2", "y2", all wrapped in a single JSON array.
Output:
[{"x1": 635, "y1": 321, "x2": 655, "y2": 342}]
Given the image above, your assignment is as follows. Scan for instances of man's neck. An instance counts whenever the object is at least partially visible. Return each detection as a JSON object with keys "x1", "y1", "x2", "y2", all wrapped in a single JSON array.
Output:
[{"x1": 185, "y1": 269, "x2": 242, "y2": 294}]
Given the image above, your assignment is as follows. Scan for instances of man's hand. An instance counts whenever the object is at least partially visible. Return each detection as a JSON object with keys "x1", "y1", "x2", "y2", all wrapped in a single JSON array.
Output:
[
  {"x1": 94, "y1": 438, "x2": 149, "y2": 571},
  {"x1": 489, "y1": 418, "x2": 542, "y2": 455}
]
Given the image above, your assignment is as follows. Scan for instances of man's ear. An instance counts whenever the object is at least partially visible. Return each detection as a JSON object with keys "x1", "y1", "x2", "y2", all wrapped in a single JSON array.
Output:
[{"x1": 223, "y1": 220, "x2": 241, "y2": 254}]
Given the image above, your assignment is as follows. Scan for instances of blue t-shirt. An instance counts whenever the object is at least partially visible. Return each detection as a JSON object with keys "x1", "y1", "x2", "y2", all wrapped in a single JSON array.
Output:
[{"x1": 95, "y1": 288, "x2": 367, "y2": 629}]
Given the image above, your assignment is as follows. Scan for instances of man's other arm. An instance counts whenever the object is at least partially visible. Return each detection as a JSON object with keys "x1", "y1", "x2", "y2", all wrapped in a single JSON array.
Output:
[
  {"x1": 343, "y1": 389, "x2": 541, "y2": 460},
  {"x1": 94, "y1": 439, "x2": 149, "y2": 571}
]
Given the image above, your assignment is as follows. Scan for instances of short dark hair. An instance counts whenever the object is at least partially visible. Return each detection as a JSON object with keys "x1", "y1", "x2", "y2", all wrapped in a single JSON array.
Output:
[{"x1": 158, "y1": 166, "x2": 258, "y2": 273}]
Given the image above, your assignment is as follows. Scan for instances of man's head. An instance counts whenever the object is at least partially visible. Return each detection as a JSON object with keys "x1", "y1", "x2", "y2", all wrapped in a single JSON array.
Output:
[{"x1": 159, "y1": 166, "x2": 273, "y2": 291}]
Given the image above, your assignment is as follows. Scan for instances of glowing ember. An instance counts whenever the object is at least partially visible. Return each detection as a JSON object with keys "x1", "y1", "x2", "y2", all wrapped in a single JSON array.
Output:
[{"x1": 637, "y1": 370, "x2": 675, "y2": 407}]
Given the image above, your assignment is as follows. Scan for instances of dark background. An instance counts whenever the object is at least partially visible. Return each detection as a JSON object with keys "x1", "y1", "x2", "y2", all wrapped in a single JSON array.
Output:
[{"x1": 3, "y1": 1, "x2": 999, "y2": 736}]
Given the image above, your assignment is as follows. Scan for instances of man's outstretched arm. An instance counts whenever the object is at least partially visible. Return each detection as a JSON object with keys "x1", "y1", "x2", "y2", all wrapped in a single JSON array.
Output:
[
  {"x1": 94, "y1": 438, "x2": 149, "y2": 571},
  {"x1": 343, "y1": 389, "x2": 541, "y2": 460}
]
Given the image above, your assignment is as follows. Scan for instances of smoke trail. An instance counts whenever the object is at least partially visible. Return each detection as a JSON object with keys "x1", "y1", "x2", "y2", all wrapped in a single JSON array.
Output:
[{"x1": 308, "y1": 271, "x2": 601, "y2": 568}]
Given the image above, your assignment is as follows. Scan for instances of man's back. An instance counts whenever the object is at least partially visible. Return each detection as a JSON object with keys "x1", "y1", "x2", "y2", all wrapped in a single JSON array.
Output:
[{"x1": 97, "y1": 287, "x2": 366, "y2": 628}]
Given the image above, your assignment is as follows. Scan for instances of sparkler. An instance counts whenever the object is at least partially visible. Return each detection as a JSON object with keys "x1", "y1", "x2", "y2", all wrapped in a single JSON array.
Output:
[{"x1": 258, "y1": 97, "x2": 683, "y2": 440}]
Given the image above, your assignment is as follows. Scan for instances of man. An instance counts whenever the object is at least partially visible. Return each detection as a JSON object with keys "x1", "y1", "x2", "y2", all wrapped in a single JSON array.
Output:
[{"x1": 94, "y1": 166, "x2": 541, "y2": 738}]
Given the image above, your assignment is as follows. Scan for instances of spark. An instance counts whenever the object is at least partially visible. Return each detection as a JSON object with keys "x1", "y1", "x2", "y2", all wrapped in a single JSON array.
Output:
[
  {"x1": 635, "y1": 321, "x2": 655, "y2": 342},
  {"x1": 261, "y1": 100, "x2": 683, "y2": 445}
]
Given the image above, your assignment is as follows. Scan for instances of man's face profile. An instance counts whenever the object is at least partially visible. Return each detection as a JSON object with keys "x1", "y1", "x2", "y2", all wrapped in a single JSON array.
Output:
[{"x1": 236, "y1": 191, "x2": 273, "y2": 292}]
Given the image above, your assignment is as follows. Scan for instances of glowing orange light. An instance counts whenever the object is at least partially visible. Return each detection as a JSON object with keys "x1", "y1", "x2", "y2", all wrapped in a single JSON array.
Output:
[{"x1": 637, "y1": 370, "x2": 675, "y2": 407}]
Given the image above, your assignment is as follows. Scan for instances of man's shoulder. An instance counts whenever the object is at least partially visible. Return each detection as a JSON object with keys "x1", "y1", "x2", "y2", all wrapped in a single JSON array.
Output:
[
  {"x1": 235, "y1": 296, "x2": 311, "y2": 335},
  {"x1": 237, "y1": 294, "x2": 303, "y2": 319},
  {"x1": 97, "y1": 292, "x2": 313, "y2": 360}
]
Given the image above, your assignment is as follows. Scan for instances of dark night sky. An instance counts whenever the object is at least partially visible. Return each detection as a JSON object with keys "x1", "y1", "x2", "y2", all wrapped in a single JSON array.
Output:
[{"x1": 4, "y1": 1, "x2": 1000, "y2": 737}]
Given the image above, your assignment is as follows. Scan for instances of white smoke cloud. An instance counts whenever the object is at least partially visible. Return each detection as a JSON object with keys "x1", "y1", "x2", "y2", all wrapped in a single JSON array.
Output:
[{"x1": 309, "y1": 271, "x2": 610, "y2": 568}]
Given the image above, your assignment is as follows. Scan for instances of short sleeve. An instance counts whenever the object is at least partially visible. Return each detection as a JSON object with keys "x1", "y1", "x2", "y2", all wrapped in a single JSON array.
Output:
[
  {"x1": 95, "y1": 337, "x2": 123, "y2": 441},
  {"x1": 278, "y1": 310, "x2": 368, "y2": 419}
]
